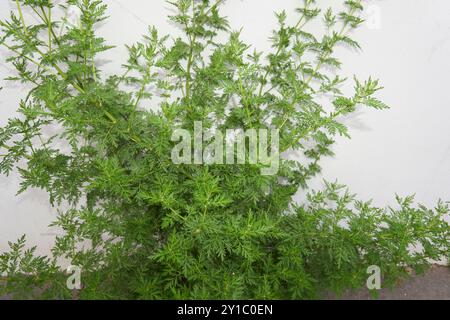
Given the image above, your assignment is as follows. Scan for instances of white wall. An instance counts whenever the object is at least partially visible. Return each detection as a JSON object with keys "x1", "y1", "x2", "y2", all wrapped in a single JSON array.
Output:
[{"x1": 1, "y1": 0, "x2": 450, "y2": 254}]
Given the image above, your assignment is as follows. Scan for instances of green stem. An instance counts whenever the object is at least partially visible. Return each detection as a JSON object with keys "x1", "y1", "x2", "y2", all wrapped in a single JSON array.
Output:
[
  {"x1": 14, "y1": 1, "x2": 68, "y2": 84},
  {"x1": 184, "y1": 0, "x2": 197, "y2": 100},
  {"x1": 134, "y1": 74, "x2": 149, "y2": 110},
  {"x1": 37, "y1": 5, "x2": 85, "y2": 89},
  {"x1": 48, "y1": 5, "x2": 52, "y2": 54},
  {"x1": 304, "y1": 7, "x2": 357, "y2": 86},
  {"x1": 204, "y1": 0, "x2": 224, "y2": 16},
  {"x1": 280, "y1": 7, "x2": 361, "y2": 151},
  {"x1": 15, "y1": 0, "x2": 28, "y2": 36},
  {"x1": 281, "y1": 108, "x2": 345, "y2": 153},
  {"x1": 257, "y1": 2, "x2": 311, "y2": 98},
  {"x1": 1, "y1": 42, "x2": 40, "y2": 66},
  {"x1": 13, "y1": 1, "x2": 117, "y2": 124}
]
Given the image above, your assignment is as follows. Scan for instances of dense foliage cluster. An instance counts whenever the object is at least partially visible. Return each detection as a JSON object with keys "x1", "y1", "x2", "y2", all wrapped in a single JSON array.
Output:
[{"x1": 0, "y1": 0, "x2": 448, "y2": 299}]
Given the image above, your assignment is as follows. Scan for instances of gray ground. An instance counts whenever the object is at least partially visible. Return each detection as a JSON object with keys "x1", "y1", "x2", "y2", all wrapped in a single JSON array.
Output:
[{"x1": 328, "y1": 265, "x2": 450, "y2": 300}]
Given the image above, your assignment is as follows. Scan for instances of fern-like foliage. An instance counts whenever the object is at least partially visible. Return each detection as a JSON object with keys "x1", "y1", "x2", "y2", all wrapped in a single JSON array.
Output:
[{"x1": 0, "y1": 0, "x2": 448, "y2": 299}]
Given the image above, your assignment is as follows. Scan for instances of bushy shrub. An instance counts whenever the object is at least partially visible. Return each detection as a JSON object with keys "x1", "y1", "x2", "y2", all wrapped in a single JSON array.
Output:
[{"x1": 0, "y1": 0, "x2": 448, "y2": 299}]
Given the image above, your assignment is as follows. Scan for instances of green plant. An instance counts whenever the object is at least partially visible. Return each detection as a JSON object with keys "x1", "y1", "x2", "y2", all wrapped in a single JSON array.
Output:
[{"x1": 0, "y1": 0, "x2": 448, "y2": 300}]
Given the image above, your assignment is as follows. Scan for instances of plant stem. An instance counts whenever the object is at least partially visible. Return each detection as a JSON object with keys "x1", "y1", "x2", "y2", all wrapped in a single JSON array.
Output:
[
  {"x1": 185, "y1": 0, "x2": 197, "y2": 101},
  {"x1": 257, "y1": 2, "x2": 311, "y2": 98},
  {"x1": 12, "y1": 1, "x2": 117, "y2": 124},
  {"x1": 48, "y1": 5, "x2": 52, "y2": 54},
  {"x1": 304, "y1": 7, "x2": 357, "y2": 86},
  {"x1": 281, "y1": 108, "x2": 345, "y2": 153},
  {"x1": 204, "y1": 0, "x2": 224, "y2": 16},
  {"x1": 0, "y1": 42, "x2": 40, "y2": 66},
  {"x1": 15, "y1": 0, "x2": 28, "y2": 36},
  {"x1": 133, "y1": 61, "x2": 152, "y2": 110}
]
